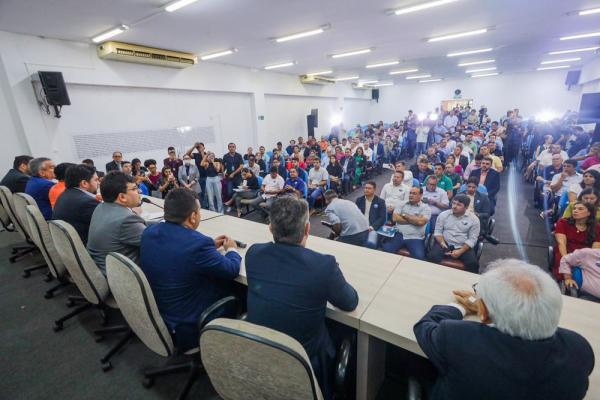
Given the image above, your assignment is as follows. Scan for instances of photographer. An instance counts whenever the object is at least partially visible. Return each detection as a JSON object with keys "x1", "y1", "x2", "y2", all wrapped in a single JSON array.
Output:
[{"x1": 158, "y1": 166, "x2": 179, "y2": 198}]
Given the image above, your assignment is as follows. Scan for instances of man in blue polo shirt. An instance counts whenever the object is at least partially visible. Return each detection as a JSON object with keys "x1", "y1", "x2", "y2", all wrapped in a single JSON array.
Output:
[
  {"x1": 283, "y1": 167, "x2": 306, "y2": 198},
  {"x1": 25, "y1": 157, "x2": 56, "y2": 220}
]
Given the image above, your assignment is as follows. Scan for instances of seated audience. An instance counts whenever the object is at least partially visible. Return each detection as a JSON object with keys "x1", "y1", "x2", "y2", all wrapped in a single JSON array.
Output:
[
  {"x1": 245, "y1": 196, "x2": 358, "y2": 400},
  {"x1": 1, "y1": 155, "x2": 33, "y2": 193},
  {"x1": 224, "y1": 168, "x2": 260, "y2": 217},
  {"x1": 340, "y1": 148, "x2": 356, "y2": 194},
  {"x1": 326, "y1": 155, "x2": 343, "y2": 193},
  {"x1": 158, "y1": 166, "x2": 179, "y2": 198},
  {"x1": 355, "y1": 181, "x2": 387, "y2": 249},
  {"x1": 444, "y1": 162, "x2": 463, "y2": 194},
  {"x1": 415, "y1": 259, "x2": 594, "y2": 400},
  {"x1": 422, "y1": 175, "x2": 450, "y2": 230},
  {"x1": 249, "y1": 166, "x2": 284, "y2": 217},
  {"x1": 382, "y1": 186, "x2": 431, "y2": 259},
  {"x1": 324, "y1": 190, "x2": 369, "y2": 246},
  {"x1": 563, "y1": 188, "x2": 600, "y2": 220},
  {"x1": 163, "y1": 146, "x2": 183, "y2": 178},
  {"x1": 380, "y1": 171, "x2": 410, "y2": 215},
  {"x1": 247, "y1": 155, "x2": 261, "y2": 177},
  {"x1": 307, "y1": 158, "x2": 329, "y2": 212},
  {"x1": 568, "y1": 170, "x2": 600, "y2": 203},
  {"x1": 428, "y1": 194, "x2": 480, "y2": 273},
  {"x1": 283, "y1": 167, "x2": 306, "y2": 198},
  {"x1": 553, "y1": 201, "x2": 600, "y2": 278},
  {"x1": 146, "y1": 161, "x2": 162, "y2": 188},
  {"x1": 479, "y1": 146, "x2": 503, "y2": 173},
  {"x1": 469, "y1": 157, "x2": 500, "y2": 208},
  {"x1": 87, "y1": 171, "x2": 152, "y2": 274},
  {"x1": 426, "y1": 163, "x2": 454, "y2": 199},
  {"x1": 579, "y1": 142, "x2": 600, "y2": 171},
  {"x1": 390, "y1": 161, "x2": 414, "y2": 186},
  {"x1": 464, "y1": 177, "x2": 491, "y2": 235},
  {"x1": 121, "y1": 161, "x2": 132, "y2": 176},
  {"x1": 560, "y1": 248, "x2": 600, "y2": 301},
  {"x1": 52, "y1": 164, "x2": 99, "y2": 245},
  {"x1": 463, "y1": 153, "x2": 483, "y2": 180},
  {"x1": 140, "y1": 188, "x2": 241, "y2": 351},
  {"x1": 105, "y1": 151, "x2": 123, "y2": 172},
  {"x1": 25, "y1": 157, "x2": 56, "y2": 220},
  {"x1": 410, "y1": 156, "x2": 433, "y2": 183},
  {"x1": 49, "y1": 162, "x2": 75, "y2": 208}
]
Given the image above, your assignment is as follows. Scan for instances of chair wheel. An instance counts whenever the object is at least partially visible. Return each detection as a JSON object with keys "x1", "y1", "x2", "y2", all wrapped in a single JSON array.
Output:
[
  {"x1": 142, "y1": 377, "x2": 154, "y2": 388},
  {"x1": 53, "y1": 323, "x2": 63, "y2": 332},
  {"x1": 10, "y1": 256, "x2": 19, "y2": 263},
  {"x1": 95, "y1": 335, "x2": 105, "y2": 343},
  {"x1": 21, "y1": 270, "x2": 31, "y2": 277},
  {"x1": 44, "y1": 292, "x2": 53, "y2": 299},
  {"x1": 66, "y1": 299, "x2": 76, "y2": 308},
  {"x1": 12, "y1": 248, "x2": 18, "y2": 254},
  {"x1": 101, "y1": 361, "x2": 112, "y2": 372}
]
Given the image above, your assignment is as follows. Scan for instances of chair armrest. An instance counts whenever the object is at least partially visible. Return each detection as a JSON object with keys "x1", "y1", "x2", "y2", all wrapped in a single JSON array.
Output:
[{"x1": 197, "y1": 296, "x2": 239, "y2": 330}]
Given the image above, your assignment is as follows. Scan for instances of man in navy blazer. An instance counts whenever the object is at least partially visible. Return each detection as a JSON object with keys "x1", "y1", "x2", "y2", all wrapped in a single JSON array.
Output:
[
  {"x1": 469, "y1": 157, "x2": 500, "y2": 208},
  {"x1": 1, "y1": 155, "x2": 32, "y2": 193},
  {"x1": 245, "y1": 196, "x2": 358, "y2": 400},
  {"x1": 414, "y1": 259, "x2": 594, "y2": 400},
  {"x1": 355, "y1": 181, "x2": 387, "y2": 248},
  {"x1": 141, "y1": 188, "x2": 241, "y2": 351},
  {"x1": 52, "y1": 164, "x2": 99, "y2": 245}
]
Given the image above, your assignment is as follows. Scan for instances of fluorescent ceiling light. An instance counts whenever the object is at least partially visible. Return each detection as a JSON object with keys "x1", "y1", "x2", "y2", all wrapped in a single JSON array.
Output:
[
  {"x1": 274, "y1": 25, "x2": 330, "y2": 43},
  {"x1": 537, "y1": 65, "x2": 571, "y2": 71},
  {"x1": 447, "y1": 47, "x2": 493, "y2": 57},
  {"x1": 419, "y1": 78, "x2": 443, "y2": 83},
  {"x1": 457, "y1": 59, "x2": 495, "y2": 66},
  {"x1": 331, "y1": 48, "x2": 372, "y2": 58},
  {"x1": 471, "y1": 72, "x2": 498, "y2": 78},
  {"x1": 165, "y1": 0, "x2": 199, "y2": 12},
  {"x1": 549, "y1": 47, "x2": 599, "y2": 55},
  {"x1": 306, "y1": 70, "x2": 333, "y2": 76},
  {"x1": 540, "y1": 57, "x2": 581, "y2": 65},
  {"x1": 368, "y1": 82, "x2": 394, "y2": 87},
  {"x1": 264, "y1": 61, "x2": 296, "y2": 70},
  {"x1": 560, "y1": 31, "x2": 600, "y2": 41},
  {"x1": 389, "y1": 68, "x2": 419, "y2": 75},
  {"x1": 358, "y1": 80, "x2": 378, "y2": 85},
  {"x1": 465, "y1": 66, "x2": 496, "y2": 73},
  {"x1": 366, "y1": 61, "x2": 399, "y2": 69},
  {"x1": 200, "y1": 48, "x2": 238, "y2": 61},
  {"x1": 406, "y1": 74, "x2": 431, "y2": 80},
  {"x1": 92, "y1": 25, "x2": 129, "y2": 43},
  {"x1": 392, "y1": 0, "x2": 460, "y2": 15},
  {"x1": 428, "y1": 28, "x2": 487, "y2": 43},
  {"x1": 334, "y1": 76, "x2": 359, "y2": 81},
  {"x1": 579, "y1": 7, "x2": 600, "y2": 16}
]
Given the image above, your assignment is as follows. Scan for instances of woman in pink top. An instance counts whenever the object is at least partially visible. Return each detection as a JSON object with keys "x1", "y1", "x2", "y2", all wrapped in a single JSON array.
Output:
[{"x1": 559, "y1": 247, "x2": 600, "y2": 300}]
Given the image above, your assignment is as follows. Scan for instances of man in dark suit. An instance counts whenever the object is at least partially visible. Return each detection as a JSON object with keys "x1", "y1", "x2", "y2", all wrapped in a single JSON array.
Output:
[
  {"x1": 469, "y1": 157, "x2": 500, "y2": 209},
  {"x1": 246, "y1": 196, "x2": 358, "y2": 400},
  {"x1": 414, "y1": 259, "x2": 594, "y2": 400},
  {"x1": 105, "y1": 151, "x2": 123, "y2": 173},
  {"x1": 25, "y1": 157, "x2": 56, "y2": 220},
  {"x1": 356, "y1": 180, "x2": 386, "y2": 249},
  {"x1": 52, "y1": 164, "x2": 99, "y2": 245},
  {"x1": 451, "y1": 145, "x2": 469, "y2": 171},
  {"x1": 1, "y1": 155, "x2": 33, "y2": 193},
  {"x1": 370, "y1": 136, "x2": 385, "y2": 173},
  {"x1": 141, "y1": 188, "x2": 241, "y2": 351},
  {"x1": 410, "y1": 156, "x2": 434, "y2": 184}
]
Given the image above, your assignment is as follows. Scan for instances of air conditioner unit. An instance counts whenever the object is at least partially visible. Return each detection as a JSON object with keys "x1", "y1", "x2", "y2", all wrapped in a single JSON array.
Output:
[
  {"x1": 300, "y1": 75, "x2": 335, "y2": 85},
  {"x1": 97, "y1": 41, "x2": 198, "y2": 69},
  {"x1": 352, "y1": 83, "x2": 371, "y2": 90}
]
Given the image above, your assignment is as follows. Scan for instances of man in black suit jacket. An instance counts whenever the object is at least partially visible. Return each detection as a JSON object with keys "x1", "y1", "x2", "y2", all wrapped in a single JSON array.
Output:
[
  {"x1": 469, "y1": 157, "x2": 500, "y2": 208},
  {"x1": 1, "y1": 155, "x2": 33, "y2": 193},
  {"x1": 246, "y1": 196, "x2": 358, "y2": 400},
  {"x1": 355, "y1": 180, "x2": 387, "y2": 249},
  {"x1": 105, "y1": 151, "x2": 123, "y2": 173},
  {"x1": 414, "y1": 259, "x2": 594, "y2": 400},
  {"x1": 52, "y1": 164, "x2": 99, "y2": 244}
]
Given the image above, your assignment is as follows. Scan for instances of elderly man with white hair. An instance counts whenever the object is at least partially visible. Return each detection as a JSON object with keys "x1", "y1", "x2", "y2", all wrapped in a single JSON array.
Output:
[{"x1": 414, "y1": 259, "x2": 594, "y2": 400}]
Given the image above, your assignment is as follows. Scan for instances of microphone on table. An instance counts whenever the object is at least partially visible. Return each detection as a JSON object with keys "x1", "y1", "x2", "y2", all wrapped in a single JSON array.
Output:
[
  {"x1": 235, "y1": 240, "x2": 247, "y2": 249},
  {"x1": 141, "y1": 197, "x2": 164, "y2": 209}
]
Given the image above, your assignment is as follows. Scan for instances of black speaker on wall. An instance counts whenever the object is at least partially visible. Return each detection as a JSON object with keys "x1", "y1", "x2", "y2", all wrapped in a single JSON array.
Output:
[
  {"x1": 565, "y1": 70, "x2": 581, "y2": 87},
  {"x1": 307, "y1": 114, "x2": 316, "y2": 137},
  {"x1": 372, "y1": 89, "x2": 379, "y2": 102},
  {"x1": 310, "y1": 108, "x2": 319, "y2": 128},
  {"x1": 38, "y1": 71, "x2": 70, "y2": 118}
]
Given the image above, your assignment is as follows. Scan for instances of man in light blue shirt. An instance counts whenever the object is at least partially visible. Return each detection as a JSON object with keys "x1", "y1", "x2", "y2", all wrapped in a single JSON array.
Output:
[{"x1": 324, "y1": 190, "x2": 369, "y2": 247}]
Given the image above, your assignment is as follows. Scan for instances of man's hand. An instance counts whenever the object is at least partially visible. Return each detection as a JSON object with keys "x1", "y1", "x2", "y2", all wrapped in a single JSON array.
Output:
[
  {"x1": 564, "y1": 277, "x2": 579, "y2": 289},
  {"x1": 387, "y1": 205, "x2": 394, "y2": 213},
  {"x1": 439, "y1": 240, "x2": 448, "y2": 249},
  {"x1": 452, "y1": 290, "x2": 479, "y2": 315},
  {"x1": 223, "y1": 236, "x2": 238, "y2": 251},
  {"x1": 447, "y1": 249, "x2": 462, "y2": 258},
  {"x1": 214, "y1": 235, "x2": 227, "y2": 249},
  {"x1": 368, "y1": 226, "x2": 374, "y2": 232}
]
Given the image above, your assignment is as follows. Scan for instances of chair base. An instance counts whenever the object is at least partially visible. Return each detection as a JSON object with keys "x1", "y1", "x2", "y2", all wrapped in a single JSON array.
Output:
[
  {"x1": 95, "y1": 328, "x2": 133, "y2": 372},
  {"x1": 44, "y1": 281, "x2": 70, "y2": 299},
  {"x1": 143, "y1": 356, "x2": 203, "y2": 400},
  {"x1": 22, "y1": 263, "x2": 48, "y2": 278},
  {"x1": 10, "y1": 246, "x2": 37, "y2": 264},
  {"x1": 54, "y1": 302, "x2": 92, "y2": 332}
]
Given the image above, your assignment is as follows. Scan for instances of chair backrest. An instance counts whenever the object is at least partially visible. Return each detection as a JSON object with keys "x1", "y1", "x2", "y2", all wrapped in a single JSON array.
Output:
[
  {"x1": 0, "y1": 186, "x2": 27, "y2": 240},
  {"x1": 49, "y1": 220, "x2": 109, "y2": 305},
  {"x1": 0, "y1": 201, "x2": 10, "y2": 229},
  {"x1": 13, "y1": 192, "x2": 37, "y2": 238},
  {"x1": 200, "y1": 318, "x2": 323, "y2": 400},
  {"x1": 257, "y1": 175, "x2": 263, "y2": 186},
  {"x1": 105, "y1": 252, "x2": 174, "y2": 357},
  {"x1": 25, "y1": 205, "x2": 66, "y2": 279}
]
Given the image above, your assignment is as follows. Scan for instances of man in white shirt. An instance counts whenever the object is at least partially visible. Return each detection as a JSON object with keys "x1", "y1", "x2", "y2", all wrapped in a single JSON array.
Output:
[
  {"x1": 390, "y1": 161, "x2": 414, "y2": 186},
  {"x1": 537, "y1": 144, "x2": 569, "y2": 170},
  {"x1": 550, "y1": 159, "x2": 582, "y2": 198},
  {"x1": 308, "y1": 158, "x2": 329, "y2": 213},
  {"x1": 362, "y1": 142, "x2": 373, "y2": 162},
  {"x1": 249, "y1": 166, "x2": 285, "y2": 218},
  {"x1": 422, "y1": 175, "x2": 450, "y2": 231},
  {"x1": 380, "y1": 171, "x2": 410, "y2": 214},
  {"x1": 416, "y1": 122, "x2": 430, "y2": 156},
  {"x1": 443, "y1": 110, "x2": 459, "y2": 132}
]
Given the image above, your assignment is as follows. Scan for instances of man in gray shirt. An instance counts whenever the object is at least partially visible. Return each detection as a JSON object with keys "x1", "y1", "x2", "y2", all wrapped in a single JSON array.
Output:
[
  {"x1": 427, "y1": 194, "x2": 480, "y2": 273},
  {"x1": 382, "y1": 186, "x2": 431, "y2": 259},
  {"x1": 422, "y1": 175, "x2": 449, "y2": 231},
  {"x1": 324, "y1": 190, "x2": 369, "y2": 247}
]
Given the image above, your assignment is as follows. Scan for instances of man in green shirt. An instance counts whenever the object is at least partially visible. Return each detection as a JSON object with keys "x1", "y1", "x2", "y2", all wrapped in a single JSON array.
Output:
[
  {"x1": 444, "y1": 162, "x2": 463, "y2": 195},
  {"x1": 425, "y1": 163, "x2": 454, "y2": 199}
]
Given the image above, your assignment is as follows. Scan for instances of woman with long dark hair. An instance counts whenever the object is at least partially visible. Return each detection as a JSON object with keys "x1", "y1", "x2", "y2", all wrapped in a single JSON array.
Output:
[
  {"x1": 353, "y1": 146, "x2": 367, "y2": 188},
  {"x1": 563, "y1": 188, "x2": 600, "y2": 221},
  {"x1": 326, "y1": 155, "x2": 343, "y2": 193},
  {"x1": 553, "y1": 201, "x2": 600, "y2": 278},
  {"x1": 568, "y1": 169, "x2": 600, "y2": 203}
]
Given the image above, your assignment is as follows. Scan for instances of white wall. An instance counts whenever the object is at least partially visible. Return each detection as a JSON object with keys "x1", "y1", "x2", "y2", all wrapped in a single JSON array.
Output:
[
  {"x1": 0, "y1": 30, "x2": 371, "y2": 173},
  {"x1": 371, "y1": 70, "x2": 583, "y2": 122}
]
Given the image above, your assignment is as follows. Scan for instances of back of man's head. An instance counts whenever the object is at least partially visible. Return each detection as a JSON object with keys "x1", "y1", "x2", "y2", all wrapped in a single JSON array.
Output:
[
  {"x1": 478, "y1": 259, "x2": 562, "y2": 340},
  {"x1": 100, "y1": 171, "x2": 134, "y2": 203},
  {"x1": 324, "y1": 189, "x2": 338, "y2": 203},
  {"x1": 270, "y1": 196, "x2": 308, "y2": 245},
  {"x1": 54, "y1": 163, "x2": 76, "y2": 182},
  {"x1": 13, "y1": 155, "x2": 33, "y2": 170},
  {"x1": 164, "y1": 188, "x2": 198, "y2": 224},
  {"x1": 65, "y1": 164, "x2": 96, "y2": 189},
  {"x1": 29, "y1": 157, "x2": 50, "y2": 177}
]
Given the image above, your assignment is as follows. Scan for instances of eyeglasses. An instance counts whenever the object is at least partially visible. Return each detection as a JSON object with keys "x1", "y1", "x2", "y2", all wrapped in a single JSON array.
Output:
[{"x1": 127, "y1": 185, "x2": 141, "y2": 193}]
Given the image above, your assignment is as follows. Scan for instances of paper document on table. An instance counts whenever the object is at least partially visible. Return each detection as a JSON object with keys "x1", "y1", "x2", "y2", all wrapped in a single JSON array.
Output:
[{"x1": 141, "y1": 211, "x2": 164, "y2": 221}]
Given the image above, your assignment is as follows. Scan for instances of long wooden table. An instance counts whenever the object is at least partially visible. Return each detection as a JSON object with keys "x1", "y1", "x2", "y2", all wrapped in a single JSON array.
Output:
[
  {"x1": 195, "y1": 215, "x2": 403, "y2": 328},
  {"x1": 358, "y1": 257, "x2": 600, "y2": 400},
  {"x1": 139, "y1": 196, "x2": 223, "y2": 221}
]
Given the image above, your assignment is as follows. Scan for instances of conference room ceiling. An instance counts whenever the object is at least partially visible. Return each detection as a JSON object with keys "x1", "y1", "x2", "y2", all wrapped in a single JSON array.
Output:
[{"x1": 1, "y1": 0, "x2": 599, "y2": 82}]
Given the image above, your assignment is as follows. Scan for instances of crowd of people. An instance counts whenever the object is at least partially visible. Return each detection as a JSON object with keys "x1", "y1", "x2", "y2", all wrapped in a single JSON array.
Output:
[{"x1": 1, "y1": 103, "x2": 597, "y2": 400}]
